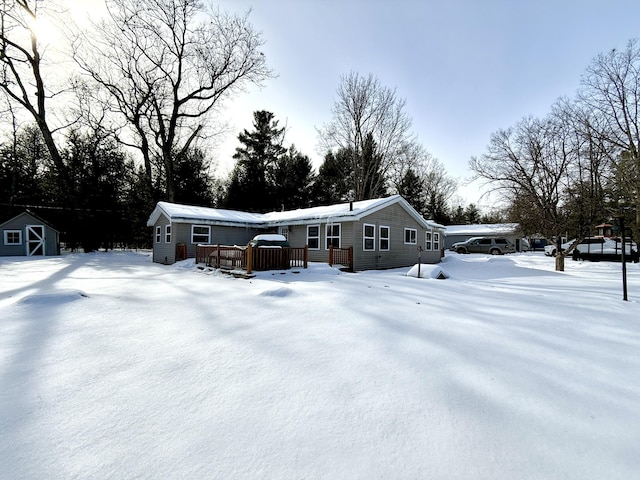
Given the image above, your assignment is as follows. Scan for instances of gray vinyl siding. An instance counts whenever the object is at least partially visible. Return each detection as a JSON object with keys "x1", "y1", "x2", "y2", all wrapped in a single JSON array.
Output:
[
  {"x1": 354, "y1": 203, "x2": 439, "y2": 270},
  {"x1": 175, "y1": 223, "x2": 262, "y2": 259},
  {"x1": 286, "y1": 227, "x2": 310, "y2": 250},
  {"x1": 147, "y1": 197, "x2": 444, "y2": 268},
  {"x1": 153, "y1": 217, "x2": 263, "y2": 264},
  {"x1": 0, "y1": 212, "x2": 60, "y2": 257},
  {"x1": 284, "y1": 203, "x2": 443, "y2": 271},
  {"x1": 152, "y1": 214, "x2": 174, "y2": 264}
]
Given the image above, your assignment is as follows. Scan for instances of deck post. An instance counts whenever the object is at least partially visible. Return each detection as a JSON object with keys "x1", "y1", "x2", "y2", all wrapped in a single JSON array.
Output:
[
  {"x1": 246, "y1": 244, "x2": 253, "y2": 274},
  {"x1": 304, "y1": 245, "x2": 308, "y2": 268},
  {"x1": 216, "y1": 244, "x2": 220, "y2": 269},
  {"x1": 329, "y1": 245, "x2": 333, "y2": 266}
]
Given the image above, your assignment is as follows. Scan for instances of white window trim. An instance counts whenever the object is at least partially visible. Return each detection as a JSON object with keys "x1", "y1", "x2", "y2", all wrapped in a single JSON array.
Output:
[
  {"x1": 434, "y1": 232, "x2": 441, "y2": 251},
  {"x1": 191, "y1": 225, "x2": 211, "y2": 244},
  {"x1": 425, "y1": 231, "x2": 432, "y2": 251},
  {"x1": 325, "y1": 223, "x2": 341, "y2": 249},
  {"x1": 379, "y1": 225, "x2": 390, "y2": 251},
  {"x1": 165, "y1": 224, "x2": 172, "y2": 243},
  {"x1": 155, "y1": 226, "x2": 161, "y2": 244},
  {"x1": 404, "y1": 228, "x2": 417, "y2": 245},
  {"x1": 363, "y1": 223, "x2": 376, "y2": 251},
  {"x1": 3, "y1": 229, "x2": 22, "y2": 245},
  {"x1": 307, "y1": 224, "x2": 320, "y2": 250}
]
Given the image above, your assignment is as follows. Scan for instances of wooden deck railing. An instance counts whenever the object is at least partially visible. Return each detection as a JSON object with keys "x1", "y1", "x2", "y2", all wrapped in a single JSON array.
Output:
[
  {"x1": 328, "y1": 245, "x2": 353, "y2": 271},
  {"x1": 196, "y1": 244, "x2": 308, "y2": 274}
]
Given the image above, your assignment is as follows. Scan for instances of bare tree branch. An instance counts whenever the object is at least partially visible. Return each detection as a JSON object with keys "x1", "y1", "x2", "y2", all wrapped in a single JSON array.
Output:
[{"x1": 71, "y1": 0, "x2": 273, "y2": 201}]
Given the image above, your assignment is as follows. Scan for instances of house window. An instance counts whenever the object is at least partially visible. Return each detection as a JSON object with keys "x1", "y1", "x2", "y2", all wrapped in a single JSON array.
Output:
[
  {"x1": 434, "y1": 232, "x2": 440, "y2": 251},
  {"x1": 404, "y1": 228, "x2": 417, "y2": 244},
  {"x1": 425, "y1": 231, "x2": 432, "y2": 250},
  {"x1": 4, "y1": 230, "x2": 22, "y2": 245},
  {"x1": 326, "y1": 224, "x2": 341, "y2": 249},
  {"x1": 379, "y1": 226, "x2": 390, "y2": 251},
  {"x1": 155, "y1": 226, "x2": 161, "y2": 244},
  {"x1": 165, "y1": 225, "x2": 172, "y2": 243},
  {"x1": 191, "y1": 225, "x2": 211, "y2": 244},
  {"x1": 363, "y1": 223, "x2": 375, "y2": 251},
  {"x1": 307, "y1": 225, "x2": 320, "y2": 250}
]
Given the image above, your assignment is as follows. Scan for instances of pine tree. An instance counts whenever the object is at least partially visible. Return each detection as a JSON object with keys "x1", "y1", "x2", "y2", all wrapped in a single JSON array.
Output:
[
  {"x1": 312, "y1": 149, "x2": 352, "y2": 205},
  {"x1": 224, "y1": 111, "x2": 286, "y2": 212},
  {"x1": 173, "y1": 148, "x2": 216, "y2": 207},
  {"x1": 398, "y1": 168, "x2": 424, "y2": 213},
  {"x1": 359, "y1": 132, "x2": 387, "y2": 200},
  {"x1": 272, "y1": 145, "x2": 316, "y2": 210}
]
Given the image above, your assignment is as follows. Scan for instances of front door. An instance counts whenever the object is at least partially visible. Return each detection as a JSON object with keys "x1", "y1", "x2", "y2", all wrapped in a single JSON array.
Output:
[{"x1": 26, "y1": 225, "x2": 46, "y2": 256}]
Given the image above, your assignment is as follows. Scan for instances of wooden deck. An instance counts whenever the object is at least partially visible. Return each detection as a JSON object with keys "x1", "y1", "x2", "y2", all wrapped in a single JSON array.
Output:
[
  {"x1": 196, "y1": 244, "x2": 309, "y2": 274},
  {"x1": 195, "y1": 244, "x2": 354, "y2": 273}
]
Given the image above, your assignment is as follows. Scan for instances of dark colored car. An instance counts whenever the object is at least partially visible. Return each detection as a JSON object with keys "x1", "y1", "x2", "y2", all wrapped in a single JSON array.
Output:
[{"x1": 450, "y1": 237, "x2": 516, "y2": 255}]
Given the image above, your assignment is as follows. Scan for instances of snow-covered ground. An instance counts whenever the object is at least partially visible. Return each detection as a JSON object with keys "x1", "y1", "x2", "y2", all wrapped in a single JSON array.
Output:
[{"x1": 1, "y1": 250, "x2": 639, "y2": 479}]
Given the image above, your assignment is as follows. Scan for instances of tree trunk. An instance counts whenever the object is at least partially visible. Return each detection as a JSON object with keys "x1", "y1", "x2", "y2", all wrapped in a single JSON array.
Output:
[
  {"x1": 163, "y1": 149, "x2": 175, "y2": 202},
  {"x1": 555, "y1": 254, "x2": 565, "y2": 272}
]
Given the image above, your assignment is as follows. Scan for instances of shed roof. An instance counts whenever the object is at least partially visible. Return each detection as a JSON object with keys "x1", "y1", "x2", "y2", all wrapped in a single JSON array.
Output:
[
  {"x1": 147, "y1": 195, "x2": 444, "y2": 230},
  {"x1": 0, "y1": 210, "x2": 60, "y2": 232},
  {"x1": 444, "y1": 223, "x2": 521, "y2": 236}
]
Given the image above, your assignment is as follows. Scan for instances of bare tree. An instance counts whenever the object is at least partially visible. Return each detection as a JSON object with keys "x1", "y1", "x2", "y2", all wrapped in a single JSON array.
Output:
[
  {"x1": 318, "y1": 72, "x2": 412, "y2": 200},
  {"x1": 579, "y1": 39, "x2": 640, "y2": 239},
  {"x1": 555, "y1": 98, "x2": 615, "y2": 235},
  {"x1": 470, "y1": 115, "x2": 576, "y2": 269},
  {"x1": 0, "y1": 0, "x2": 69, "y2": 184},
  {"x1": 390, "y1": 141, "x2": 457, "y2": 222},
  {"x1": 72, "y1": 0, "x2": 272, "y2": 202}
]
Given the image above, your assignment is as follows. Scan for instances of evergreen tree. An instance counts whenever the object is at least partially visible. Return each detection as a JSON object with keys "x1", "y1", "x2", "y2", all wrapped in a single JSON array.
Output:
[
  {"x1": 359, "y1": 132, "x2": 387, "y2": 200},
  {"x1": 122, "y1": 165, "x2": 157, "y2": 249},
  {"x1": 61, "y1": 130, "x2": 131, "y2": 251},
  {"x1": 449, "y1": 205, "x2": 466, "y2": 224},
  {"x1": 224, "y1": 111, "x2": 286, "y2": 212},
  {"x1": 425, "y1": 190, "x2": 451, "y2": 224},
  {"x1": 272, "y1": 145, "x2": 316, "y2": 210},
  {"x1": 465, "y1": 204, "x2": 481, "y2": 224},
  {"x1": 173, "y1": 148, "x2": 216, "y2": 207},
  {"x1": 398, "y1": 168, "x2": 425, "y2": 213},
  {"x1": 312, "y1": 149, "x2": 352, "y2": 205},
  {"x1": 0, "y1": 125, "x2": 50, "y2": 212}
]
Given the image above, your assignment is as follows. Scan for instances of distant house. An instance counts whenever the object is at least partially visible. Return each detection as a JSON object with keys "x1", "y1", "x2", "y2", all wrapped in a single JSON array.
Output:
[
  {"x1": 147, "y1": 195, "x2": 445, "y2": 271},
  {"x1": 0, "y1": 211, "x2": 60, "y2": 257},
  {"x1": 444, "y1": 223, "x2": 526, "y2": 251}
]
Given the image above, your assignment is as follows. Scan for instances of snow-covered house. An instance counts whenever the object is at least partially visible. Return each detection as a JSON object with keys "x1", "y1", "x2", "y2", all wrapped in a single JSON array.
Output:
[
  {"x1": 147, "y1": 195, "x2": 445, "y2": 270},
  {"x1": 444, "y1": 223, "x2": 526, "y2": 251},
  {"x1": 0, "y1": 210, "x2": 60, "y2": 257}
]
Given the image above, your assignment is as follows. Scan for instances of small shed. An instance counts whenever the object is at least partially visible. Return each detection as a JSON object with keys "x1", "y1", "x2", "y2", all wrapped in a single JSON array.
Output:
[{"x1": 0, "y1": 210, "x2": 60, "y2": 257}]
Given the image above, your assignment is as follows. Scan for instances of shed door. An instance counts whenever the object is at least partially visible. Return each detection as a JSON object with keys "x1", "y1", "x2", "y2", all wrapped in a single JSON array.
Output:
[{"x1": 26, "y1": 225, "x2": 45, "y2": 256}]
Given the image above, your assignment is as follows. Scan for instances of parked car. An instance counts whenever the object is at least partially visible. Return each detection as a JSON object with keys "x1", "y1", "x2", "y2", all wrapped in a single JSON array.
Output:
[
  {"x1": 544, "y1": 236, "x2": 639, "y2": 262},
  {"x1": 528, "y1": 238, "x2": 548, "y2": 252},
  {"x1": 449, "y1": 237, "x2": 516, "y2": 255}
]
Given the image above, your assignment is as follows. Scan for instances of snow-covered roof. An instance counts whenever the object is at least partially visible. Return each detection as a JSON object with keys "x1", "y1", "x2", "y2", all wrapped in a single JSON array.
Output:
[
  {"x1": 147, "y1": 195, "x2": 444, "y2": 230},
  {"x1": 444, "y1": 223, "x2": 521, "y2": 236},
  {"x1": 147, "y1": 202, "x2": 264, "y2": 227}
]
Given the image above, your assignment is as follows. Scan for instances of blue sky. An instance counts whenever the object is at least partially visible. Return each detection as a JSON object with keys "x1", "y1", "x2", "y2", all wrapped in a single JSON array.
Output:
[{"x1": 213, "y1": 0, "x2": 640, "y2": 206}]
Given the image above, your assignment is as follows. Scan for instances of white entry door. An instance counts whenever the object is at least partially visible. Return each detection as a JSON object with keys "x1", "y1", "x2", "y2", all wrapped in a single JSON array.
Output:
[{"x1": 26, "y1": 225, "x2": 46, "y2": 256}]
